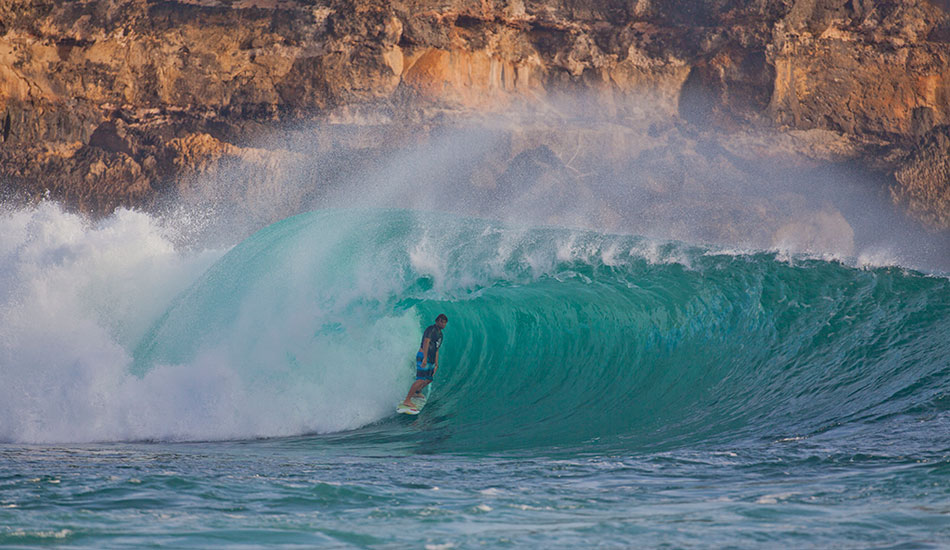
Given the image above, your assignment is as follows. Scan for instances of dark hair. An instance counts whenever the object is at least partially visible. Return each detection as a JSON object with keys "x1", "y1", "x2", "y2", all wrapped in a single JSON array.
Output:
[{"x1": 436, "y1": 314, "x2": 448, "y2": 323}]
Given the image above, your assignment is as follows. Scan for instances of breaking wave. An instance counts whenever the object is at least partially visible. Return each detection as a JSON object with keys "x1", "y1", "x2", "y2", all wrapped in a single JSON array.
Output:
[{"x1": 2, "y1": 206, "x2": 948, "y2": 449}]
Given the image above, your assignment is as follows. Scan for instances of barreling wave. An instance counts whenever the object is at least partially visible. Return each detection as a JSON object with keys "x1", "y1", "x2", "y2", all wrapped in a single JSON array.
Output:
[
  {"x1": 1, "y1": 206, "x2": 947, "y2": 447},
  {"x1": 125, "y1": 208, "x2": 950, "y2": 450}
]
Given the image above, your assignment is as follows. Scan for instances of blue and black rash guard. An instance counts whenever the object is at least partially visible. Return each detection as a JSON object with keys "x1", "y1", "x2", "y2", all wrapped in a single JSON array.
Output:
[{"x1": 420, "y1": 324, "x2": 443, "y2": 362}]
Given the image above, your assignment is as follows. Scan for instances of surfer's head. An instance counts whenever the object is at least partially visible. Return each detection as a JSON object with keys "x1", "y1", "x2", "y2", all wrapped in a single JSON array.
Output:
[{"x1": 436, "y1": 313, "x2": 448, "y2": 329}]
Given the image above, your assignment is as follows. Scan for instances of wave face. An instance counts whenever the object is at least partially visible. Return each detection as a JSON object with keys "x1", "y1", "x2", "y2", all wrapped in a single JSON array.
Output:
[
  {"x1": 3, "y1": 206, "x2": 949, "y2": 448},
  {"x1": 132, "y1": 208, "x2": 950, "y2": 450}
]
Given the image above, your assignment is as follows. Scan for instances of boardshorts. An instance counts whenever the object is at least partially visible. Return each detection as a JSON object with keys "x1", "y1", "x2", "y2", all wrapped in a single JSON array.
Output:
[{"x1": 416, "y1": 351, "x2": 435, "y2": 381}]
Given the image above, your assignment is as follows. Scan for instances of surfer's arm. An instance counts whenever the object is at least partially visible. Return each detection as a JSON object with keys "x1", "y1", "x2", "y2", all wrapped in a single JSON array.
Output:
[
  {"x1": 419, "y1": 338, "x2": 430, "y2": 365},
  {"x1": 434, "y1": 349, "x2": 439, "y2": 373}
]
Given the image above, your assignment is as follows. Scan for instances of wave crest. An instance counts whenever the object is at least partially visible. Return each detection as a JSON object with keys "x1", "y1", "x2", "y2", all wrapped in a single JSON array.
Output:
[{"x1": 3, "y1": 207, "x2": 948, "y2": 447}]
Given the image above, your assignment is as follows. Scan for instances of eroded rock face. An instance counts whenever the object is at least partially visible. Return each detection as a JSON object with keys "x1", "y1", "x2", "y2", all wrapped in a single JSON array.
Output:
[
  {"x1": 0, "y1": 0, "x2": 948, "y2": 235},
  {"x1": 894, "y1": 125, "x2": 950, "y2": 229}
]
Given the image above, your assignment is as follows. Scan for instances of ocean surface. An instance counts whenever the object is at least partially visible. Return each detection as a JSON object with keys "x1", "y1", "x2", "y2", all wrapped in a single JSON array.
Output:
[{"x1": 1, "y1": 205, "x2": 948, "y2": 548}]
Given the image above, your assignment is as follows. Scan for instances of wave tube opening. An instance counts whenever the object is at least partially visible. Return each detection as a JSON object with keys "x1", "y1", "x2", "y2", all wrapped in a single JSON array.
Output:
[{"x1": 128, "y1": 208, "x2": 950, "y2": 452}]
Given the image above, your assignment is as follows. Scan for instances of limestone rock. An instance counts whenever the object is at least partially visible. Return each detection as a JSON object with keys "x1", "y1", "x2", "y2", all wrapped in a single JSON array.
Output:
[
  {"x1": 0, "y1": 0, "x2": 948, "y2": 235},
  {"x1": 894, "y1": 125, "x2": 950, "y2": 229}
]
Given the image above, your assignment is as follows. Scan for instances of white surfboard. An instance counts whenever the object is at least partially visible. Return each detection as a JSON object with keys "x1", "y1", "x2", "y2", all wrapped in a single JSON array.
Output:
[{"x1": 396, "y1": 393, "x2": 428, "y2": 415}]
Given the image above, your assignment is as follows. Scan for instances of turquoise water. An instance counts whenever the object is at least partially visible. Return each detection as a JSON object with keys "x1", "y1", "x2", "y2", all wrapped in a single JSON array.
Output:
[{"x1": 2, "y1": 207, "x2": 949, "y2": 547}]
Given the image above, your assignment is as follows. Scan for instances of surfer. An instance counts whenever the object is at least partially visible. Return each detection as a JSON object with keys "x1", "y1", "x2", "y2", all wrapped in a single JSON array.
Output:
[{"x1": 401, "y1": 314, "x2": 448, "y2": 410}]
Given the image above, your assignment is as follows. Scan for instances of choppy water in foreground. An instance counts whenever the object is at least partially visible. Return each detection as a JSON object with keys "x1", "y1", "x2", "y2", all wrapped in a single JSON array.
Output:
[
  {"x1": 1, "y1": 207, "x2": 948, "y2": 548},
  {"x1": 3, "y1": 432, "x2": 949, "y2": 548}
]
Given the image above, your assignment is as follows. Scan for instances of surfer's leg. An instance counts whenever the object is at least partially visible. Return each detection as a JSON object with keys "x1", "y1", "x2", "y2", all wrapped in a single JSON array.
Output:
[
  {"x1": 403, "y1": 380, "x2": 427, "y2": 405},
  {"x1": 403, "y1": 354, "x2": 428, "y2": 405},
  {"x1": 412, "y1": 379, "x2": 431, "y2": 397},
  {"x1": 403, "y1": 359, "x2": 435, "y2": 405},
  {"x1": 404, "y1": 365, "x2": 434, "y2": 404}
]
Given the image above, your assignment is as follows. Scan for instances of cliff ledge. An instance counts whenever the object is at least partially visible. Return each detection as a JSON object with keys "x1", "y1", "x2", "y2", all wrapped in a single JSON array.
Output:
[{"x1": 2, "y1": 0, "x2": 950, "y2": 239}]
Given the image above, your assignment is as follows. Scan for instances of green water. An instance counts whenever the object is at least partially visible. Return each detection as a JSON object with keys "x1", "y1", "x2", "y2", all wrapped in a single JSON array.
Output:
[{"x1": 2, "y1": 208, "x2": 949, "y2": 547}]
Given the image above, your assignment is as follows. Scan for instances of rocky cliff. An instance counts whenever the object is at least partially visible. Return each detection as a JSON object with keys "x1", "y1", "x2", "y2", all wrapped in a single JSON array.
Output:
[{"x1": 1, "y1": 0, "x2": 949, "y2": 245}]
